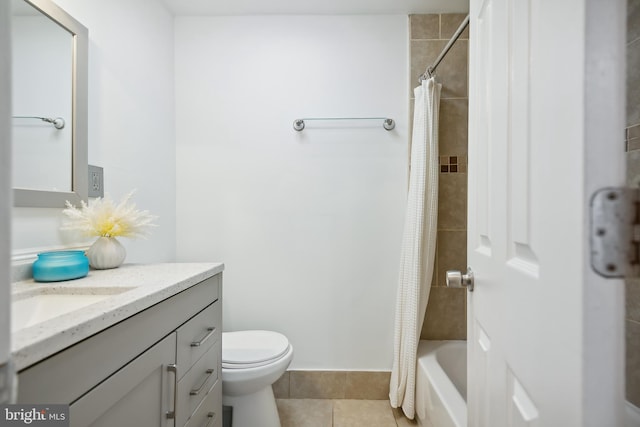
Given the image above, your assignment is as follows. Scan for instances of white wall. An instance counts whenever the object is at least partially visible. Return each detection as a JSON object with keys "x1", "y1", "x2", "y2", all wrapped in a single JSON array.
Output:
[
  {"x1": 175, "y1": 15, "x2": 408, "y2": 370},
  {"x1": 11, "y1": 0, "x2": 177, "y2": 264}
]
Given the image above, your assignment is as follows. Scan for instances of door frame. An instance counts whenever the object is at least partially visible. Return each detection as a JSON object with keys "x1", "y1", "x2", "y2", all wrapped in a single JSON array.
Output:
[
  {"x1": 582, "y1": 0, "x2": 626, "y2": 424},
  {"x1": 1, "y1": 0, "x2": 14, "y2": 404}
]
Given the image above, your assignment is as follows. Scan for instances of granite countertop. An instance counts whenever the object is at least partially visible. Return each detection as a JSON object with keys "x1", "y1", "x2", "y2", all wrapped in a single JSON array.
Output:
[{"x1": 11, "y1": 262, "x2": 224, "y2": 371}]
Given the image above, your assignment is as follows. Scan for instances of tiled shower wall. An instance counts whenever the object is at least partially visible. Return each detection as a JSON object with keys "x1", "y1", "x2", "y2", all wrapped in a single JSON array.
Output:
[
  {"x1": 627, "y1": 0, "x2": 640, "y2": 408},
  {"x1": 409, "y1": 14, "x2": 469, "y2": 341}
]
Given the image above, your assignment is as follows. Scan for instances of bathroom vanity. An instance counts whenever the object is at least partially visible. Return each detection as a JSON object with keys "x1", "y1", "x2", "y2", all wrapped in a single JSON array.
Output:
[{"x1": 11, "y1": 263, "x2": 223, "y2": 427}]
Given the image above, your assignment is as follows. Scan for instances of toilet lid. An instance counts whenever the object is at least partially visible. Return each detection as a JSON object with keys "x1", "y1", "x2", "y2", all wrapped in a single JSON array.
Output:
[{"x1": 222, "y1": 330, "x2": 290, "y2": 368}]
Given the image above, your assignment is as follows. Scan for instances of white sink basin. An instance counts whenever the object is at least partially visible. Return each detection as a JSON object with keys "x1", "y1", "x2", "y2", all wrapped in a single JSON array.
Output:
[{"x1": 11, "y1": 287, "x2": 134, "y2": 333}]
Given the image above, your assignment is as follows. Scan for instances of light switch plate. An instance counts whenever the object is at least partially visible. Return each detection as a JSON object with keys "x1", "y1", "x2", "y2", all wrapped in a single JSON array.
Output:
[{"x1": 88, "y1": 165, "x2": 104, "y2": 198}]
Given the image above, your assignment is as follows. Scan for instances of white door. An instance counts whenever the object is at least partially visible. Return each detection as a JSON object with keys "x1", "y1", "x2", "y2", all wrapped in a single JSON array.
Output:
[
  {"x1": 1, "y1": 0, "x2": 13, "y2": 405},
  {"x1": 467, "y1": 0, "x2": 626, "y2": 426}
]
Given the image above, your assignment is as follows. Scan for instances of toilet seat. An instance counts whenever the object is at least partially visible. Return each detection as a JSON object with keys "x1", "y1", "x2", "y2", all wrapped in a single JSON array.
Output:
[{"x1": 222, "y1": 330, "x2": 290, "y2": 369}]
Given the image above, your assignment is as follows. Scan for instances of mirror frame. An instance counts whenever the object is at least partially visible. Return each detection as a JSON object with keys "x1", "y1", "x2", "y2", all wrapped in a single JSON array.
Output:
[{"x1": 13, "y1": 0, "x2": 88, "y2": 208}]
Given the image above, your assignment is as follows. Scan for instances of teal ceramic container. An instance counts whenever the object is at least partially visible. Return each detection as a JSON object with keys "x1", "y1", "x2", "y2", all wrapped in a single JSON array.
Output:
[{"x1": 32, "y1": 250, "x2": 89, "y2": 282}]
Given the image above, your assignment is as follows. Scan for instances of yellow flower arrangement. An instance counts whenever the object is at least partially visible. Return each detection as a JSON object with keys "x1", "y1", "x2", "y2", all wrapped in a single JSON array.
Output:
[{"x1": 62, "y1": 191, "x2": 157, "y2": 238}]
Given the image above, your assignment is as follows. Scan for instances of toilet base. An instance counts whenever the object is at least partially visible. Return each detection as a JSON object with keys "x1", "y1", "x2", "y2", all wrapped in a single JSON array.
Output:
[{"x1": 222, "y1": 386, "x2": 281, "y2": 427}]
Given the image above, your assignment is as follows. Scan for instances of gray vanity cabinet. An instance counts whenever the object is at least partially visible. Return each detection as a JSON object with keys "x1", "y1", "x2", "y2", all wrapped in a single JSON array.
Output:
[
  {"x1": 17, "y1": 273, "x2": 223, "y2": 427},
  {"x1": 70, "y1": 332, "x2": 177, "y2": 427}
]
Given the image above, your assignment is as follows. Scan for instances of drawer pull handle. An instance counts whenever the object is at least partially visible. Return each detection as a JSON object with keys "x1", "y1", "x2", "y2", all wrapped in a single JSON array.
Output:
[
  {"x1": 190, "y1": 369, "x2": 215, "y2": 396},
  {"x1": 166, "y1": 364, "x2": 177, "y2": 419},
  {"x1": 200, "y1": 412, "x2": 216, "y2": 427},
  {"x1": 191, "y1": 327, "x2": 216, "y2": 347}
]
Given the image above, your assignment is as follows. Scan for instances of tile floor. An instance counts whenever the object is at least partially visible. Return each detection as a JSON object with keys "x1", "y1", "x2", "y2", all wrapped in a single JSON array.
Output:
[{"x1": 276, "y1": 399, "x2": 418, "y2": 427}]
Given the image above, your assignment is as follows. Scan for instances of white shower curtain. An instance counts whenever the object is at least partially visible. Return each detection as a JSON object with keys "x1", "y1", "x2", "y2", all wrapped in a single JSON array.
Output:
[{"x1": 389, "y1": 77, "x2": 441, "y2": 419}]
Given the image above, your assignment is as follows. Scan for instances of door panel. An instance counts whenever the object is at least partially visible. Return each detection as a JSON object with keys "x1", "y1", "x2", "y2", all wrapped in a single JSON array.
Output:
[{"x1": 467, "y1": 0, "x2": 625, "y2": 425}]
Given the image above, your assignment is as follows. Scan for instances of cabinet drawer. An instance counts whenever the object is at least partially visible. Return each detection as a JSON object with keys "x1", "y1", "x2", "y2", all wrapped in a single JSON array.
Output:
[
  {"x1": 177, "y1": 344, "x2": 219, "y2": 427},
  {"x1": 183, "y1": 382, "x2": 222, "y2": 427},
  {"x1": 177, "y1": 301, "x2": 221, "y2": 378}
]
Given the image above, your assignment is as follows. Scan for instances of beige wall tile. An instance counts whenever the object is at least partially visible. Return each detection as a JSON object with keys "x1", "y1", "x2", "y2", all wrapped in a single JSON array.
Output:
[
  {"x1": 627, "y1": 279, "x2": 640, "y2": 323},
  {"x1": 333, "y1": 400, "x2": 397, "y2": 427},
  {"x1": 421, "y1": 287, "x2": 466, "y2": 340},
  {"x1": 410, "y1": 40, "x2": 468, "y2": 99},
  {"x1": 627, "y1": 320, "x2": 640, "y2": 406},
  {"x1": 410, "y1": 14, "x2": 440, "y2": 40},
  {"x1": 627, "y1": 150, "x2": 640, "y2": 186},
  {"x1": 409, "y1": 10, "x2": 469, "y2": 345},
  {"x1": 276, "y1": 399, "x2": 333, "y2": 427},
  {"x1": 344, "y1": 371, "x2": 391, "y2": 400},
  {"x1": 438, "y1": 173, "x2": 467, "y2": 230},
  {"x1": 431, "y1": 248, "x2": 439, "y2": 288},
  {"x1": 273, "y1": 371, "x2": 290, "y2": 398},
  {"x1": 290, "y1": 371, "x2": 347, "y2": 399},
  {"x1": 410, "y1": 40, "x2": 445, "y2": 95},
  {"x1": 629, "y1": 0, "x2": 640, "y2": 44},
  {"x1": 441, "y1": 14, "x2": 469, "y2": 40},
  {"x1": 437, "y1": 230, "x2": 467, "y2": 288},
  {"x1": 439, "y1": 98, "x2": 469, "y2": 156},
  {"x1": 436, "y1": 40, "x2": 468, "y2": 99},
  {"x1": 628, "y1": 39, "x2": 640, "y2": 126}
]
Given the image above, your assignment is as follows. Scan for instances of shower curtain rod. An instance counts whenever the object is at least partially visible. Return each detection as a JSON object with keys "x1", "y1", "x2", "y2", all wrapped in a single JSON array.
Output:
[{"x1": 419, "y1": 14, "x2": 470, "y2": 83}]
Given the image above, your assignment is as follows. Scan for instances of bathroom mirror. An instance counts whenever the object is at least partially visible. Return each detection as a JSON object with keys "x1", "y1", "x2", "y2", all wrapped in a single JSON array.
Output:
[{"x1": 11, "y1": 0, "x2": 87, "y2": 207}]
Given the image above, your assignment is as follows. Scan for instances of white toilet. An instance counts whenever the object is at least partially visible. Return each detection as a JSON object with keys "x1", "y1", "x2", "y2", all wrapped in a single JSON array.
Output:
[{"x1": 221, "y1": 330, "x2": 293, "y2": 427}]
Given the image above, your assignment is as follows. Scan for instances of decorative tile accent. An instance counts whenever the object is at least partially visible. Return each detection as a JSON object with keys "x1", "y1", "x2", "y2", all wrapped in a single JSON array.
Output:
[{"x1": 438, "y1": 155, "x2": 467, "y2": 174}]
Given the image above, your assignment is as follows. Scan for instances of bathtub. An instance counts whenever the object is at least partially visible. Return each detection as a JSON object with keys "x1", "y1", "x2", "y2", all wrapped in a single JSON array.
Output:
[
  {"x1": 415, "y1": 340, "x2": 467, "y2": 427},
  {"x1": 415, "y1": 340, "x2": 640, "y2": 427}
]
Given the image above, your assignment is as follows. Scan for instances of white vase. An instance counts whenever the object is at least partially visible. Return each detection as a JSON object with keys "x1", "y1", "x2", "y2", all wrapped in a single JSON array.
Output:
[{"x1": 86, "y1": 236, "x2": 126, "y2": 269}]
